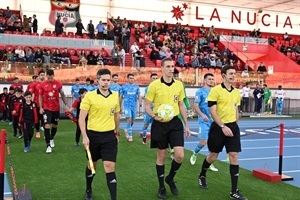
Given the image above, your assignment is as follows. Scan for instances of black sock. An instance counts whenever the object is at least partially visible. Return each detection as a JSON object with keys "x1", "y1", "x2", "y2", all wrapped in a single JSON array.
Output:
[
  {"x1": 156, "y1": 164, "x2": 165, "y2": 189},
  {"x1": 86, "y1": 167, "x2": 94, "y2": 191},
  {"x1": 50, "y1": 127, "x2": 57, "y2": 139},
  {"x1": 44, "y1": 128, "x2": 51, "y2": 146},
  {"x1": 230, "y1": 165, "x2": 239, "y2": 192},
  {"x1": 199, "y1": 158, "x2": 211, "y2": 177},
  {"x1": 168, "y1": 160, "x2": 182, "y2": 180},
  {"x1": 106, "y1": 172, "x2": 117, "y2": 200}
]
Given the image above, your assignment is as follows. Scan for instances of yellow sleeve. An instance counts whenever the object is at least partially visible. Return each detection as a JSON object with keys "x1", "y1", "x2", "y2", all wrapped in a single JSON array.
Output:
[
  {"x1": 236, "y1": 90, "x2": 241, "y2": 106},
  {"x1": 114, "y1": 92, "x2": 120, "y2": 113},
  {"x1": 145, "y1": 82, "x2": 155, "y2": 102},
  {"x1": 207, "y1": 87, "x2": 219, "y2": 102},
  {"x1": 178, "y1": 82, "x2": 185, "y2": 102},
  {"x1": 80, "y1": 92, "x2": 91, "y2": 111}
]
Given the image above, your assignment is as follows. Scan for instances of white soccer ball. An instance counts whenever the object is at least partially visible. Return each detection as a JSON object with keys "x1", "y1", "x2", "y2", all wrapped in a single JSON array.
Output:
[{"x1": 157, "y1": 104, "x2": 175, "y2": 122}]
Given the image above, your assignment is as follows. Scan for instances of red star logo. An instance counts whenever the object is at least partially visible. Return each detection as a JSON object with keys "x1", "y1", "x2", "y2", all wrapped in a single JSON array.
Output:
[
  {"x1": 182, "y1": 3, "x2": 188, "y2": 10},
  {"x1": 171, "y1": 6, "x2": 184, "y2": 21}
]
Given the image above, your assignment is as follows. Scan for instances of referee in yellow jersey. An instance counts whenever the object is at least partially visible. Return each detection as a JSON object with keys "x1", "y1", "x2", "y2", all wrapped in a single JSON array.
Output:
[
  {"x1": 198, "y1": 65, "x2": 248, "y2": 200},
  {"x1": 145, "y1": 57, "x2": 191, "y2": 199},
  {"x1": 79, "y1": 69, "x2": 120, "y2": 200}
]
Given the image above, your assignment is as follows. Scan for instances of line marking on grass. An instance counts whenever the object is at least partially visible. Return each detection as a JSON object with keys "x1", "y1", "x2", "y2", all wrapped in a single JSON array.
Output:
[{"x1": 241, "y1": 138, "x2": 300, "y2": 142}]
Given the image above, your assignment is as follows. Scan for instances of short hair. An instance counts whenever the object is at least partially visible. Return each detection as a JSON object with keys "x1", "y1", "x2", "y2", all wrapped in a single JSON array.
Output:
[
  {"x1": 46, "y1": 69, "x2": 54, "y2": 76},
  {"x1": 161, "y1": 57, "x2": 173, "y2": 67},
  {"x1": 173, "y1": 68, "x2": 179, "y2": 75},
  {"x1": 221, "y1": 65, "x2": 235, "y2": 75},
  {"x1": 90, "y1": 80, "x2": 94, "y2": 84},
  {"x1": 204, "y1": 73, "x2": 214, "y2": 79},
  {"x1": 38, "y1": 69, "x2": 45, "y2": 75},
  {"x1": 75, "y1": 78, "x2": 80, "y2": 82},
  {"x1": 263, "y1": 84, "x2": 267, "y2": 87},
  {"x1": 9, "y1": 87, "x2": 14, "y2": 91},
  {"x1": 14, "y1": 77, "x2": 19, "y2": 80},
  {"x1": 150, "y1": 73, "x2": 158, "y2": 78},
  {"x1": 79, "y1": 88, "x2": 88, "y2": 95},
  {"x1": 32, "y1": 75, "x2": 38, "y2": 79},
  {"x1": 127, "y1": 73, "x2": 134, "y2": 78},
  {"x1": 112, "y1": 74, "x2": 118, "y2": 78},
  {"x1": 96, "y1": 69, "x2": 111, "y2": 79},
  {"x1": 3, "y1": 87, "x2": 7, "y2": 90},
  {"x1": 86, "y1": 78, "x2": 91, "y2": 82},
  {"x1": 15, "y1": 88, "x2": 23, "y2": 93},
  {"x1": 24, "y1": 91, "x2": 32, "y2": 97}
]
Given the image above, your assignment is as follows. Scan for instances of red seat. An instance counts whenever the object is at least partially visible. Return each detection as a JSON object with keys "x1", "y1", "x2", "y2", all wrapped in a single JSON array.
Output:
[
  {"x1": 155, "y1": 60, "x2": 162, "y2": 67},
  {"x1": 75, "y1": 35, "x2": 82, "y2": 38},
  {"x1": 4, "y1": 30, "x2": 12, "y2": 34},
  {"x1": 67, "y1": 32, "x2": 74, "y2": 37},
  {"x1": 23, "y1": 32, "x2": 30, "y2": 35},
  {"x1": 32, "y1": 32, "x2": 39, "y2": 36},
  {"x1": 69, "y1": 49, "x2": 75, "y2": 56},
  {"x1": 50, "y1": 48, "x2": 56, "y2": 54},
  {"x1": 5, "y1": 45, "x2": 14, "y2": 52},
  {"x1": 93, "y1": 50, "x2": 99, "y2": 57},
  {"x1": 70, "y1": 55, "x2": 79, "y2": 64},
  {"x1": 184, "y1": 56, "x2": 190, "y2": 64}
]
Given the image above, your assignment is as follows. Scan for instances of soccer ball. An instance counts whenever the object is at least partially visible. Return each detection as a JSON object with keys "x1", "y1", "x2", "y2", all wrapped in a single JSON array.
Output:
[{"x1": 157, "y1": 104, "x2": 175, "y2": 122}]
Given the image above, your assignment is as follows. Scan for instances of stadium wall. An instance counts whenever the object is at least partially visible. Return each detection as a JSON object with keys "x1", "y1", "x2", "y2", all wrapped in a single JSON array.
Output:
[{"x1": 1, "y1": 0, "x2": 299, "y2": 34}]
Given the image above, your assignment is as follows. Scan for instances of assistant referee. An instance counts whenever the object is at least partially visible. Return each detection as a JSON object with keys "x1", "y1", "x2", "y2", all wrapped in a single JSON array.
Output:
[
  {"x1": 198, "y1": 65, "x2": 248, "y2": 200},
  {"x1": 79, "y1": 68, "x2": 120, "y2": 200}
]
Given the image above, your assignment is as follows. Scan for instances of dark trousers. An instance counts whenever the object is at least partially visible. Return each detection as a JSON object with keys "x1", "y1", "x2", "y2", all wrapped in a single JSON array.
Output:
[
  {"x1": 7, "y1": 109, "x2": 11, "y2": 121},
  {"x1": 12, "y1": 116, "x2": 22, "y2": 136},
  {"x1": 254, "y1": 98, "x2": 263, "y2": 113},
  {"x1": 22, "y1": 122, "x2": 34, "y2": 147},
  {"x1": 34, "y1": 107, "x2": 44, "y2": 131},
  {"x1": 97, "y1": 32, "x2": 104, "y2": 40},
  {"x1": 1, "y1": 106, "x2": 7, "y2": 120},
  {"x1": 242, "y1": 97, "x2": 250, "y2": 112},
  {"x1": 33, "y1": 27, "x2": 37, "y2": 33},
  {"x1": 89, "y1": 32, "x2": 95, "y2": 39},
  {"x1": 75, "y1": 123, "x2": 81, "y2": 143}
]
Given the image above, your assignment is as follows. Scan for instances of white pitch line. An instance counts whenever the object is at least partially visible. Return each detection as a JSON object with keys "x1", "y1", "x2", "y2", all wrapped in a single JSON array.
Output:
[
  {"x1": 273, "y1": 170, "x2": 300, "y2": 173},
  {"x1": 242, "y1": 137, "x2": 300, "y2": 142},
  {"x1": 241, "y1": 145, "x2": 300, "y2": 150},
  {"x1": 228, "y1": 155, "x2": 300, "y2": 161}
]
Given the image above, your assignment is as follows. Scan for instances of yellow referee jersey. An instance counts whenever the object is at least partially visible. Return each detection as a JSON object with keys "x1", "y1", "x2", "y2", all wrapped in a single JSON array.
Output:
[
  {"x1": 208, "y1": 83, "x2": 240, "y2": 123},
  {"x1": 80, "y1": 89, "x2": 120, "y2": 132},
  {"x1": 145, "y1": 77, "x2": 184, "y2": 116}
]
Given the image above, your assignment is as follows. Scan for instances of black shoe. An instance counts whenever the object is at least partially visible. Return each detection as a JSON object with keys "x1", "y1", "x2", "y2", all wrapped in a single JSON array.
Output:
[
  {"x1": 84, "y1": 190, "x2": 93, "y2": 200},
  {"x1": 230, "y1": 189, "x2": 248, "y2": 200},
  {"x1": 198, "y1": 175, "x2": 208, "y2": 189},
  {"x1": 165, "y1": 176, "x2": 179, "y2": 195},
  {"x1": 157, "y1": 188, "x2": 166, "y2": 199}
]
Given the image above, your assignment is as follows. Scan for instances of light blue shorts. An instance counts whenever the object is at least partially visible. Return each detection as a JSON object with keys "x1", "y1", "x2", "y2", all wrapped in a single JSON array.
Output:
[
  {"x1": 124, "y1": 107, "x2": 136, "y2": 120},
  {"x1": 198, "y1": 121, "x2": 212, "y2": 140},
  {"x1": 143, "y1": 113, "x2": 153, "y2": 125}
]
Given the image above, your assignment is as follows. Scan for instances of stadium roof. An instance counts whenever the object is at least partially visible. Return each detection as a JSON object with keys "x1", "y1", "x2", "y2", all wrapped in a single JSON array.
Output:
[{"x1": 184, "y1": 0, "x2": 300, "y2": 15}]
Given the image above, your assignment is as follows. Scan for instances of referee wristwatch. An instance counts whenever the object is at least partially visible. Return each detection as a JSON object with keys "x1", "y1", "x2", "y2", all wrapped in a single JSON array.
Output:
[{"x1": 220, "y1": 124, "x2": 225, "y2": 128}]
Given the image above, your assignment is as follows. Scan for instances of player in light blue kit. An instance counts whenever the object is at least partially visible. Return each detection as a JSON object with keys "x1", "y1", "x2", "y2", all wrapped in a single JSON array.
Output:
[
  {"x1": 71, "y1": 78, "x2": 82, "y2": 99},
  {"x1": 120, "y1": 73, "x2": 142, "y2": 141},
  {"x1": 109, "y1": 74, "x2": 122, "y2": 95},
  {"x1": 190, "y1": 73, "x2": 218, "y2": 171},
  {"x1": 142, "y1": 73, "x2": 158, "y2": 144}
]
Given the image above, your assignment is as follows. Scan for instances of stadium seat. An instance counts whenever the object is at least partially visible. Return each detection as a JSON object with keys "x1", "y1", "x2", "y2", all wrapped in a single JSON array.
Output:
[
  {"x1": 23, "y1": 32, "x2": 30, "y2": 35},
  {"x1": 4, "y1": 30, "x2": 12, "y2": 34},
  {"x1": 5, "y1": 45, "x2": 13, "y2": 52},
  {"x1": 70, "y1": 55, "x2": 79, "y2": 64},
  {"x1": 155, "y1": 59, "x2": 162, "y2": 67},
  {"x1": 67, "y1": 32, "x2": 74, "y2": 37},
  {"x1": 14, "y1": 31, "x2": 21, "y2": 35},
  {"x1": 69, "y1": 49, "x2": 76, "y2": 56},
  {"x1": 32, "y1": 32, "x2": 39, "y2": 36},
  {"x1": 75, "y1": 35, "x2": 82, "y2": 38}
]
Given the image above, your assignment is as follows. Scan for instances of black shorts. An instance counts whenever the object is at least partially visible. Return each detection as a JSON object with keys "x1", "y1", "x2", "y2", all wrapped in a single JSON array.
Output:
[
  {"x1": 43, "y1": 110, "x2": 60, "y2": 125},
  {"x1": 150, "y1": 116, "x2": 184, "y2": 149},
  {"x1": 87, "y1": 130, "x2": 118, "y2": 162},
  {"x1": 207, "y1": 122, "x2": 241, "y2": 153}
]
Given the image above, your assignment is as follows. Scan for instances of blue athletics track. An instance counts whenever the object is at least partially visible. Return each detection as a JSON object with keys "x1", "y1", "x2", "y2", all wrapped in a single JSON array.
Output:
[{"x1": 121, "y1": 117, "x2": 300, "y2": 188}]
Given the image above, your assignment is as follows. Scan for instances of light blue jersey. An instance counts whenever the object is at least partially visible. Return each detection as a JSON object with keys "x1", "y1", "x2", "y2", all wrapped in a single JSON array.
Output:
[
  {"x1": 110, "y1": 83, "x2": 122, "y2": 95},
  {"x1": 194, "y1": 87, "x2": 212, "y2": 123},
  {"x1": 194, "y1": 87, "x2": 212, "y2": 140},
  {"x1": 121, "y1": 83, "x2": 140, "y2": 109},
  {"x1": 71, "y1": 84, "x2": 81, "y2": 99}
]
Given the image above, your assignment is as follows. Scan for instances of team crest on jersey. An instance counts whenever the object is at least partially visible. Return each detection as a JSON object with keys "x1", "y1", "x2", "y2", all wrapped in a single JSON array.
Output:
[
  {"x1": 174, "y1": 95, "x2": 178, "y2": 102},
  {"x1": 53, "y1": 84, "x2": 56, "y2": 88},
  {"x1": 19, "y1": 99, "x2": 22, "y2": 102},
  {"x1": 110, "y1": 108, "x2": 115, "y2": 115}
]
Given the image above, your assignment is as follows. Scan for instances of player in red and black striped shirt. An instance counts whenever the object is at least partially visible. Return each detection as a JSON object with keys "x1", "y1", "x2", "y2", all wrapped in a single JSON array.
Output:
[
  {"x1": 9, "y1": 88, "x2": 24, "y2": 138},
  {"x1": 19, "y1": 91, "x2": 39, "y2": 152}
]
